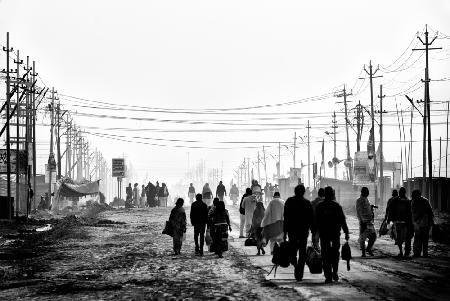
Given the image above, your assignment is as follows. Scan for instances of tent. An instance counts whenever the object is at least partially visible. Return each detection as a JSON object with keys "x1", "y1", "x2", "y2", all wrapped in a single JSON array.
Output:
[{"x1": 58, "y1": 180, "x2": 100, "y2": 197}]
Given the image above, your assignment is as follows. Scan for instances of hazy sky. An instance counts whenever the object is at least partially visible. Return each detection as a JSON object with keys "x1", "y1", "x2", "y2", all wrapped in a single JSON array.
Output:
[{"x1": 1, "y1": 0, "x2": 450, "y2": 191}]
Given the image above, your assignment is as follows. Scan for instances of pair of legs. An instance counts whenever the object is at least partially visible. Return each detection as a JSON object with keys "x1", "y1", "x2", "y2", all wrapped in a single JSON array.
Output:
[
  {"x1": 320, "y1": 236, "x2": 340, "y2": 283},
  {"x1": 193, "y1": 223, "x2": 206, "y2": 256},
  {"x1": 359, "y1": 222, "x2": 376, "y2": 256},
  {"x1": 173, "y1": 232, "x2": 183, "y2": 255},
  {"x1": 239, "y1": 214, "x2": 245, "y2": 238},
  {"x1": 413, "y1": 226, "x2": 430, "y2": 257},
  {"x1": 287, "y1": 233, "x2": 308, "y2": 281},
  {"x1": 393, "y1": 222, "x2": 411, "y2": 257}
]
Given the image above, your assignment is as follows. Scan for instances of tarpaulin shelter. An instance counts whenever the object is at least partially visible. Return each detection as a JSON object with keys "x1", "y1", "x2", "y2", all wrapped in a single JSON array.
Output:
[{"x1": 58, "y1": 180, "x2": 100, "y2": 197}]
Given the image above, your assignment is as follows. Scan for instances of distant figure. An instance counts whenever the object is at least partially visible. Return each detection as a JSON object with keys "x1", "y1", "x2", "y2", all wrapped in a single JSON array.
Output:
[
  {"x1": 202, "y1": 183, "x2": 213, "y2": 206},
  {"x1": 311, "y1": 188, "x2": 325, "y2": 250},
  {"x1": 140, "y1": 184, "x2": 146, "y2": 208},
  {"x1": 411, "y1": 190, "x2": 434, "y2": 257},
  {"x1": 273, "y1": 184, "x2": 280, "y2": 196},
  {"x1": 250, "y1": 200, "x2": 266, "y2": 255},
  {"x1": 239, "y1": 188, "x2": 252, "y2": 238},
  {"x1": 229, "y1": 184, "x2": 239, "y2": 205},
  {"x1": 155, "y1": 182, "x2": 161, "y2": 206},
  {"x1": 146, "y1": 182, "x2": 156, "y2": 207},
  {"x1": 169, "y1": 198, "x2": 187, "y2": 255},
  {"x1": 356, "y1": 187, "x2": 376, "y2": 257},
  {"x1": 125, "y1": 183, "x2": 133, "y2": 208},
  {"x1": 305, "y1": 187, "x2": 311, "y2": 200},
  {"x1": 210, "y1": 201, "x2": 231, "y2": 258},
  {"x1": 261, "y1": 191, "x2": 284, "y2": 254},
  {"x1": 159, "y1": 183, "x2": 169, "y2": 207},
  {"x1": 133, "y1": 183, "x2": 140, "y2": 207},
  {"x1": 264, "y1": 183, "x2": 271, "y2": 204},
  {"x1": 386, "y1": 188, "x2": 412, "y2": 257},
  {"x1": 188, "y1": 183, "x2": 196, "y2": 204},
  {"x1": 316, "y1": 186, "x2": 350, "y2": 283},
  {"x1": 251, "y1": 180, "x2": 262, "y2": 191},
  {"x1": 190, "y1": 194, "x2": 208, "y2": 256},
  {"x1": 284, "y1": 184, "x2": 313, "y2": 281},
  {"x1": 216, "y1": 181, "x2": 227, "y2": 202}
]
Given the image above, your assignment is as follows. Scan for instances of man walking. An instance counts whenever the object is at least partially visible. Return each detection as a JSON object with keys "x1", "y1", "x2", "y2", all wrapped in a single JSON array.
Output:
[
  {"x1": 386, "y1": 187, "x2": 412, "y2": 257},
  {"x1": 239, "y1": 188, "x2": 252, "y2": 238},
  {"x1": 411, "y1": 190, "x2": 434, "y2": 257},
  {"x1": 216, "y1": 181, "x2": 227, "y2": 202},
  {"x1": 311, "y1": 187, "x2": 325, "y2": 250},
  {"x1": 190, "y1": 194, "x2": 208, "y2": 256},
  {"x1": 356, "y1": 187, "x2": 376, "y2": 257},
  {"x1": 316, "y1": 186, "x2": 350, "y2": 283},
  {"x1": 283, "y1": 184, "x2": 313, "y2": 281}
]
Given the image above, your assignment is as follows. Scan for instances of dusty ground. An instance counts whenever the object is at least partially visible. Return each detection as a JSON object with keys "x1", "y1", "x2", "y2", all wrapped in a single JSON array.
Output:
[
  {"x1": 0, "y1": 207, "x2": 300, "y2": 300},
  {"x1": 1, "y1": 204, "x2": 450, "y2": 300}
]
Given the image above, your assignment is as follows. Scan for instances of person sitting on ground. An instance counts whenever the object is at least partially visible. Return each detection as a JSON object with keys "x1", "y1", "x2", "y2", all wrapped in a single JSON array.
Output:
[
  {"x1": 169, "y1": 198, "x2": 187, "y2": 255},
  {"x1": 261, "y1": 191, "x2": 284, "y2": 254}
]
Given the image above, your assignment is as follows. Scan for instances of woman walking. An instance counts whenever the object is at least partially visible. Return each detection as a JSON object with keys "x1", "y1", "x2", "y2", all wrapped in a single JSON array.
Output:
[
  {"x1": 168, "y1": 198, "x2": 187, "y2": 255},
  {"x1": 210, "y1": 201, "x2": 231, "y2": 258},
  {"x1": 140, "y1": 184, "x2": 146, "y2": 208},
  {"x1": 250, "y1": 200, "x2": 266, "y2": 255}
]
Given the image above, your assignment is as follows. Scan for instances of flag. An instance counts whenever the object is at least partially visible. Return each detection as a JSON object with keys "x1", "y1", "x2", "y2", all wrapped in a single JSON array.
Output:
[{"x1": 321, "y1": 139, "x2": 324, "y2": 167}]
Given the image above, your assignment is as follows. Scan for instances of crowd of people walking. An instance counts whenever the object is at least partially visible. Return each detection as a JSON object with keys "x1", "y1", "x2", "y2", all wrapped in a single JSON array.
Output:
[
  {"x1": 162, "y1": 179, "x2": 435, "y2": 284},
  {"x1": 125, "y1": 181, "x2": 170, "y2": 208}
]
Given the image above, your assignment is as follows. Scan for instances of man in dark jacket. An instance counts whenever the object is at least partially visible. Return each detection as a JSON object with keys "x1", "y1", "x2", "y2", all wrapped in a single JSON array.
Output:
[
  {"x1": 386, "y1": 187, "x2": 412, "y2": 257},
  {"x1": 411, "y1": 190, "x2": 434, "y2": 257},
  {"x1": 190, "y1": 194, "x2": 209, "y2": 256},
  {"x1": 146, "y1": 182, "x2": 156, "y2": 207},
  {"x1": 283, "y1": 184, "x2": 313, "y2": 281},
  {"x1": 216, "y1": 181, "x2": 227, "y2": 202},
  {"x1": 316, "y1": 186, "x2": 349, "y2": 283}
]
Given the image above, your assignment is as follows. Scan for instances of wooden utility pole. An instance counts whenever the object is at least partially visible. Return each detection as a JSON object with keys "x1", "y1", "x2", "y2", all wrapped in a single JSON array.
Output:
[
  {"x1": 413, "y1": 25, "x2": 441, "y2": 200},
  {"x1": 332, "y1": 112, "x2": 338, "y2": 179},
  {"x1": 378, "y1": 85, "x2": 385, "y2": 204},
  {"x1": 447, "y1": 102, "x2": 449, "y2": 178},
  {"x1": 14, "y1": 50, "x2": 23, "y2": 216},
  {"x1": 355, "y1": 101, "x2": 365, "y2": 152},
  {"x1": 56, "y1": 102, "x2": 62, "y2": 179},
  {"x1": 48, "y1": 88, "x2": 56, "y2": 206},
  {"x1": 336, "y1": 85, "x2": 353, "y2": 180},
  {"x1": 262, "y1": 146, "x2": 267, "y2": 184},
  {"x1": 410, "y1": 106, "x2": 413, "y2": 178},
  {"x1": 362, "y1": 60, "x2": 382, "y2": 204},
  {"x1": 3, "y1": 32, "x2": 13, "y2": 219},
  {"x1": 278, "y1": 142, "x2": 281, "y2": 179},
  {"x1": 32, "y1": 61, "x2": 37, "y2": 211},
  {"x1": 293, "y1": 132, "x2": 297, "y2": 169},
  {"x1": 439, "y1": 137, "x2": 442, "y2": 177},
  {"x1": 257, "y1": 151, "x2": 261, "y2": 184},
  {"x1": 307, "y1": 120, "x2": 311, "y2": 187}
]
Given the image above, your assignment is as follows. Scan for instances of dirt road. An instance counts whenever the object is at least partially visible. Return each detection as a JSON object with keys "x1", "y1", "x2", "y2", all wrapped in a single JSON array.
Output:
[{"x1": 1, "y1": 206, "x2": 449, "y2": 300}]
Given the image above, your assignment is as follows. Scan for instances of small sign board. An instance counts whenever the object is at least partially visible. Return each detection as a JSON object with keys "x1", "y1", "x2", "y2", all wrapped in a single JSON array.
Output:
[
  {"x1": 0, "y1": 149, "x2": 27, "y2": 174},
  {"x1": 112, "y1": 158, "x2": 125, "y2": 177}
]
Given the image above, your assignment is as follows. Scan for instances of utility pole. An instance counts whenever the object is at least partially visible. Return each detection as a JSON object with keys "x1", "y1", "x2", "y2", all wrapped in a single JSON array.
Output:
[
  {"x1": 48, "y1": 88, "x2": 56, "y2": 206},
  {"x1": 257, "y1": 151, "x2": 261, "y2": 184},
  {"x1": 439, "y1": 137, "x2": 442, "y2": 177},
  {"x1": 262, "y1": 146, "x2": 267, "y2": 184},
  {"x1": 413, "y1": 25, "x2": 441, "y2": 200},
  {"x1": 378, "y1": 85, "x2": 385, "y2": 204},
  {"x1": 362, "y1": 60, "x2": 382, "y2": 204},
  {"x1": 355, "y1": 101, "x2": 365, "y2": 152},
  {"x1": 56, "y1": 102, "x2": 62, "y2": 179},
  {"x1": 278, "y1": 142, "x2": 281, "y2": 179},
  {"x1": 446, "y1": 102, "x2": 449, "y2": 178},
  {"x1": 336, "y1": 85, "x2": 353, "y2": 180},
  {"x1": 293, "y1": 132, "x2": 297, "y2": 169},
  {"x1": 307, "y1": 120, "x2": 311, "y2": 188},
  {"x1": 247, "y1": 157, "x2": 251, "y2": 185},
  {"x1": 14, "y1": 50, "x2": 23, "y2": 216},
  {"x1": 3, "y1": 32, "x2": 13, "y2": 219},
  {"x1": 410, "y1": 106, "x2": 413, "y2": 179},
  {"x1": 32, "y1": 61, "x2": 37, "y2": 211},
  {"x1": 332, "y1": 112, "x2": 338, "y2": 179}
]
